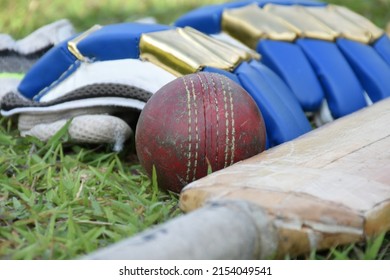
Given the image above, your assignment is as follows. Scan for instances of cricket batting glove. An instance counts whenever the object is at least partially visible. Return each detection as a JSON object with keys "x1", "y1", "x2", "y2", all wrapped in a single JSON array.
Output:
[
  {"x1": 0, "y1": 19, "x2": 75, "y2": 101},
  {"x1": 0, "y1": 22, "x2": 314, "y2": 149},
  {"x1": 175, "y1": 0, "x2": 390, "y2": 126}
]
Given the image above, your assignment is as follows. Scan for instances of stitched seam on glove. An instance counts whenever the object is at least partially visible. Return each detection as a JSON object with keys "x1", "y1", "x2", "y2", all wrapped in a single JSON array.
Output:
[{"x1": 33, "y1": 59, "x2": 81, "y2": 101}]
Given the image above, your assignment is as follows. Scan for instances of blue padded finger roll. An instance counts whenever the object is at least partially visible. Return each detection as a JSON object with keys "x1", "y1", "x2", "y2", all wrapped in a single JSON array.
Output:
[
  {"x1": 174, "y1": 0, "x2": 390, "y2": 122},
  {"x1": 249, "y1": 60, "x2": 312, "y2": 134},
  {"x1": 373, "y1": 35, "x2": 390, "y2": 67},
  {"x1": 257, "y1": 40, "x2": 324, "y2": 112},
  {"x1": 296, "y1": 39, "x2": 367, "y2": 118},
  {"x1": 235, "y1": 61, "x2": 312, "y2": 146},
  {"x1": 17, "y1": 23, "x2": 171, "y2": 101},
  {"x1": 337, "y1": 38, "x2": 390, "y2": 102}
]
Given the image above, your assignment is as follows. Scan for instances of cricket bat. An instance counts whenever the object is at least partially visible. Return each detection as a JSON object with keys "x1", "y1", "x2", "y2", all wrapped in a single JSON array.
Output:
[{"x1": 84, "y1": 98, "x2": 390, "y2": 259}]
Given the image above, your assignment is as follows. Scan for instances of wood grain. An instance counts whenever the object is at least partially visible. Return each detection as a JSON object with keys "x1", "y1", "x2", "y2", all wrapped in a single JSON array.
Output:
[{"x1": 181, "y1": 98, "x2": 390, "y2": 256}]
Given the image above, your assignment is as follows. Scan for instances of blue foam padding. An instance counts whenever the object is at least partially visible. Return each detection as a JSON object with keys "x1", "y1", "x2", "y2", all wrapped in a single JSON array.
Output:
[
  {"x1": 17, "y1": 23, "x2": 172, "y2": 100},
  {"x1": 257, "y1": 39, "x2": 324, "y2": 112},
  {"x1": 249, "y1": 60, "x2": 312, "y2": 134},
  {"x1": 234, "y1": 61, "x2": 311, "y2": 146},
  {"x1": 337, "y1": 38, "x2": 390, "y2": 102},
  {"x1": 373, "y1": 35, "x2": 390, "y2": 67},
  {"x1": 297, "y1": 39, "x2": 366, "y2": 118},
  {"x1": 18, "y1": 39, "x2": 79, "y2": 100},
  {"x1": 78, "y1": 23, "x2": 171, "y2": 60}
]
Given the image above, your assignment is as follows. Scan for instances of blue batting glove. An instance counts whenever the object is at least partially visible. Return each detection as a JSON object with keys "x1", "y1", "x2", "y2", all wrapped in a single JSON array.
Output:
[
  {"x1": 0, "y1": 19, "x2": 75, "y2": 100},
  {"x1": 1, "y1": 22, "x2": 313, "y2": 148},
  {"x1": 175, "y1": 0, "x2": 390, "y2": 125}
]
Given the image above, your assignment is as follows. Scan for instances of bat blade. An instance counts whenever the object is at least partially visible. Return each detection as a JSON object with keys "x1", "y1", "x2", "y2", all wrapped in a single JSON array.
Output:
[
  {"x1": 180, "y1": 98, "x2": 390, "y2": 257},
  {"x1": 84, "y1": 99, "x2": 390, "y2": 260}
]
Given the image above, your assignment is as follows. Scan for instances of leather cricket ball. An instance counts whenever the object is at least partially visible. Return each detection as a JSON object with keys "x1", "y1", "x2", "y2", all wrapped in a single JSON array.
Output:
[{"x1": 135, "y1": 72, "x2": 266, "y2": 193}]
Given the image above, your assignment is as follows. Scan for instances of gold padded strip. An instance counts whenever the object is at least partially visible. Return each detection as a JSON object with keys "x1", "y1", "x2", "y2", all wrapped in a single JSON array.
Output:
[
  {"x1": 264, "y1": 4, "x2": 337, "y2": 41},
  {"x1": 221, "y1": 4, "x2": 382, "y2": 48},
  {"x1": 139, "y1": 27, "x2": 255, "y2": 76},
  {"x1": 331, "y1": 5, "x2": 383, "y2": 42},
  {"x1": 67, "y1": 25, "x2": 102, "y2": 61},
  {"x1": 184, "y1": 27, "x2": 260, "y2": 62},
  {"x1": 221, "y1": 4, "x2": 298, "y2": 49},
  {"x1": 304, "y1": 5, "x2": 372, "y2": 43}
]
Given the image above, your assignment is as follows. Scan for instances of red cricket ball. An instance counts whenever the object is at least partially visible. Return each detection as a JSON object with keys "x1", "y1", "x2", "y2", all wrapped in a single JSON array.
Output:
[{"x1": 135, "y1": 72, "x2": 266, "y2": 193}]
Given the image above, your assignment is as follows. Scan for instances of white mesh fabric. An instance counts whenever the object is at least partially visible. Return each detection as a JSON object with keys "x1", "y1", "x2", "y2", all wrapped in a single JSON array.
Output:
[
  {"x1": 17, "y1": 107, "x2": 124, "y2": 130},
  {"x1": 20, "y1": 114, "x2": 133, "y2": 152}
]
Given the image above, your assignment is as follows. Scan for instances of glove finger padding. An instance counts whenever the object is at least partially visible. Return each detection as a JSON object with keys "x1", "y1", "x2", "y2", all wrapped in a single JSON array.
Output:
[
  {"x1": 175, "y1": 0, "x2": 390, "y2": 126},
  {"x1": 17, "y1": 107, "x2": 133, "y2": 152},
  {"x1": 1, "y1": 22, "x2": 315, "y2": 149},
  {"x1": 0, "y1": 24, "x2": 178, "y2": 150},
  {"x1": 0, "y1": 19, "x2": 75, "y2": 100}
]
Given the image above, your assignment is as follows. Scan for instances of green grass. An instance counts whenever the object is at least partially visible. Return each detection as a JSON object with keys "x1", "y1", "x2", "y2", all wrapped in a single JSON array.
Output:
[
  {"x1": 1, "y1": 0, "x2": 389, "y2": 38},
  {"x1": 309, "y1": 233, "x2": 390, "y2": 260},
  {"x1": 0, "y1": 0, "x2": 226, "y2": 38},
  {"x1": 0, "y1": 0, "x2": 389, "y2": 260},
  {"x1": 0, "y1": 117, "x2": 181, "y2": 259}
]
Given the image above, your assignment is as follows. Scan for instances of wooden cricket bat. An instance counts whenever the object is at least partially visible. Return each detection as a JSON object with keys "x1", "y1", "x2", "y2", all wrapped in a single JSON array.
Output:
[{"x1": 84, "y1": 98, "x2": 390, "y2": 260}]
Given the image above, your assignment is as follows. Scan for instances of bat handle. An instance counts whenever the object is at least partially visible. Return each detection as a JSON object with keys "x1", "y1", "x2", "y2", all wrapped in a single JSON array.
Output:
[{"x1": 83, "y1": 200, "x2": 277, "y2": 260}]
